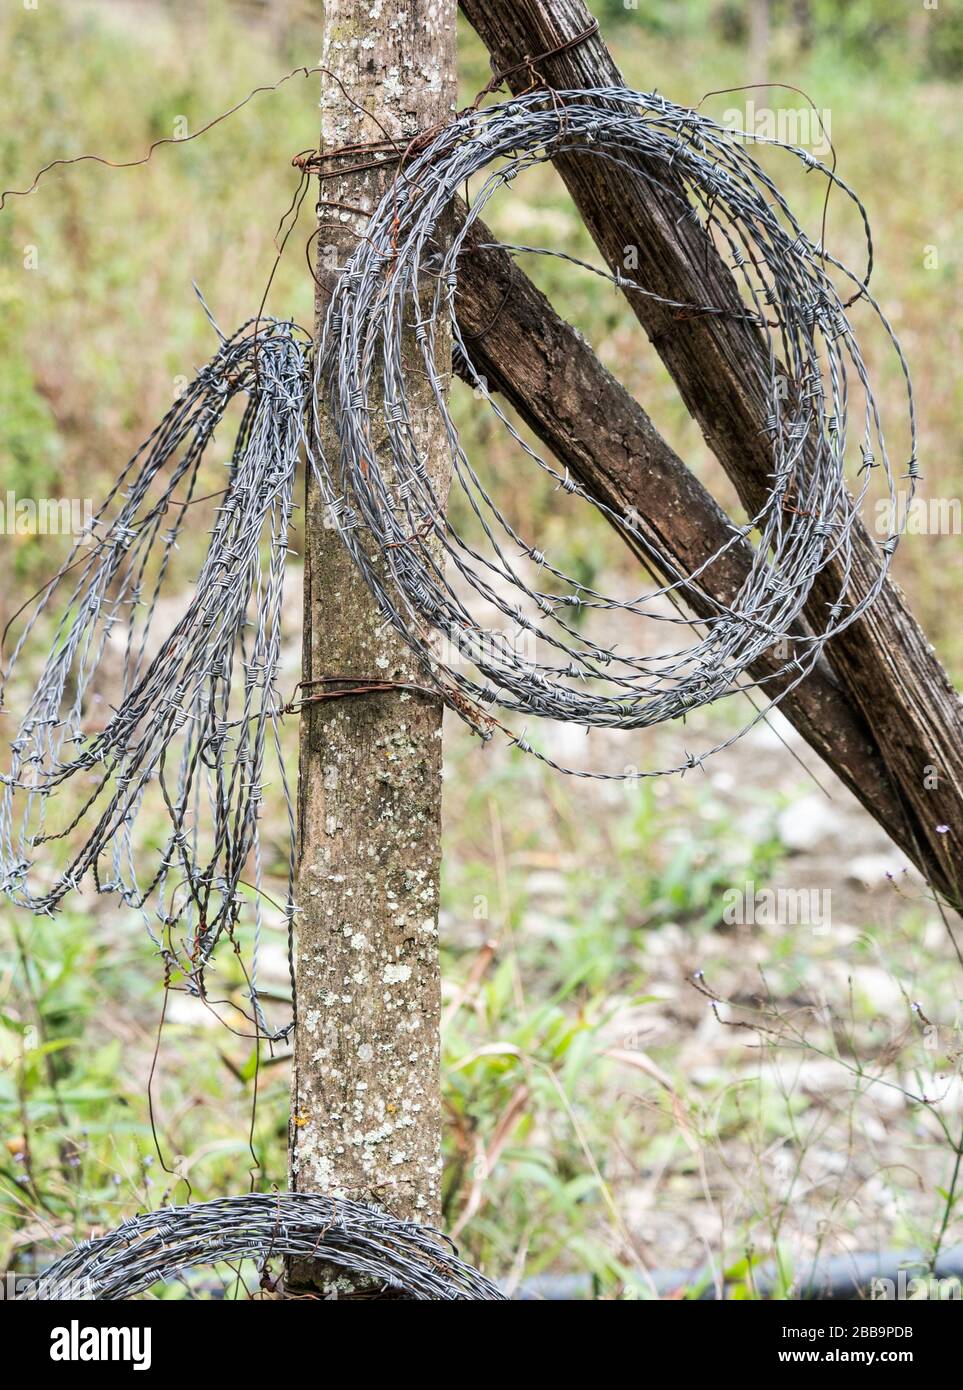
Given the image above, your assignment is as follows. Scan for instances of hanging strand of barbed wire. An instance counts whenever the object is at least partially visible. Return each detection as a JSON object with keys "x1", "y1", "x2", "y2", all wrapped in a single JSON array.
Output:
[{"x1": 0, "y1": 316, "x2": 309, "y2": 1041}]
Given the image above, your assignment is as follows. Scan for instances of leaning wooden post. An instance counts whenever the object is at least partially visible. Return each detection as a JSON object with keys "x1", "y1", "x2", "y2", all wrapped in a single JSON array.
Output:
[
  {"x1": 288, "y1": 0, "x2": 457, "y2": 1293},
  {"x1": 460, "y1": 0, "x2": 963, "y2": 900}
]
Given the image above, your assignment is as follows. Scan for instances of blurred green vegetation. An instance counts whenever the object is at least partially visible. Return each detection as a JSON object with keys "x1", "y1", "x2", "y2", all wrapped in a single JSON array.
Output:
[
  {"x1": 1, "y1": 0, "x2": 961, "y2": 1297},
  {"x1": 598, "y1": 0, "x2": 963, "y2": 76}
]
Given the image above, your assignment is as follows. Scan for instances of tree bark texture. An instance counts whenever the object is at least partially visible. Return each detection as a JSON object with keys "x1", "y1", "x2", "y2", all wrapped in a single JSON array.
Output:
[{"x1": 289, "y1": 0, "x2": 457, "y2": 1293}]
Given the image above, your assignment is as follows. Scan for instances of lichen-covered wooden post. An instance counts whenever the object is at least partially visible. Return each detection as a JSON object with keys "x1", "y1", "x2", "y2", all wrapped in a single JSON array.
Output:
[{"x1": 288, "y1": 0, "x2": 457, "y2": 1295}]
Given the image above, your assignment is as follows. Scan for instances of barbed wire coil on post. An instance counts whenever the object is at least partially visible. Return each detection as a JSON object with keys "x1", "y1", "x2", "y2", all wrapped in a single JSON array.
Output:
[
  {"x1": 313, "y1": 84, "x2": 915, "y2": 781},
  {"x1": 28, "y1": 1192, "x2": 507, "y2": 1300}
]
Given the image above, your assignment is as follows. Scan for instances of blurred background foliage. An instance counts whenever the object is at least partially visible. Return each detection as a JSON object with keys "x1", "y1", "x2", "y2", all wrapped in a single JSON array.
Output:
[{"x1": 598, "y1": 0, "x2": 963, "y2": 75}]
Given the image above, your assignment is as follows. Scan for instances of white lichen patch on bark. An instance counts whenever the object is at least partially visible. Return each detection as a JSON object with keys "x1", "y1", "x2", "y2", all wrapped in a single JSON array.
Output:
[{"x1": 289, "y1": 0, "x2": 456, "y2": 1297}]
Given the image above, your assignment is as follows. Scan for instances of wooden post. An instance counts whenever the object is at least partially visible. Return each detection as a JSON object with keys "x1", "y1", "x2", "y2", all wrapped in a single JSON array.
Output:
[
  {"x1": 460, "y1": 0, "x2": 963, "y2": 902},
  {"x1": 288, "y1": 0, "x2": 457, "y2": 1294},
  {"x1": 748, "y1": 0, "x2": 771, "y2": 72}
]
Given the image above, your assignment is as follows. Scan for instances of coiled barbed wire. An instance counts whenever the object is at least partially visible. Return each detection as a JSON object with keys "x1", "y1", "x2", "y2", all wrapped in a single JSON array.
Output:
[
  {"x1": 312, "y1": 85, "x2": 915, "y2": 778},
  {"x1": 27, "y1": 1192, "x2": 506, "y2": 1300},
  {"x1": 0, "y1": 86, "x2": 916, "y2": 1018},
  {"x1": 0, "y1": 316, "x2": 309, "y2": 1040}
]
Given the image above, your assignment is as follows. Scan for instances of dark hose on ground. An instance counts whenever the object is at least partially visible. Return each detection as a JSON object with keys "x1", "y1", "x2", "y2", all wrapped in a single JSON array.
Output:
[{"x1": 516, "y1": 1247, "x2": 963, "y2": 1300}]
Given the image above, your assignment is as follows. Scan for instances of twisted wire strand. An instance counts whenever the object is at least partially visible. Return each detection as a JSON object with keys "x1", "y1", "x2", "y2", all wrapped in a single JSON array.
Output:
[
  {"x1": 0, "y1": 86, "x2": 916, "y2": 1031},
  {"x1": 0, "y1": 317, "x2": 309, "y2": 1040},
  {"x1": 312, "y1": 85, "x2": 915, "y2": 779},
  {"x1": 27, "y1": 1192, "x2": 506, "y2": 1300}
]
